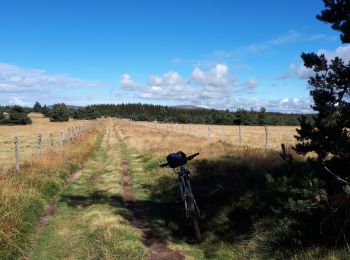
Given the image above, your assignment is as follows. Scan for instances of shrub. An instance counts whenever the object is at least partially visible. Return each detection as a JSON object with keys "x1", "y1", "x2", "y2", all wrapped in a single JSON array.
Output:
[
  {"x1": 49, "y1": 103, "x2": 71, "y2": 122},
  {"x1": 9, "y1": 112, "x2": 32, "y2": 125},
  {"x1": 33, "y1": 101, "x2": 42, "y2": 112},
  {"x1": 41, "y1": 105, "x2": 50, "y2": 117},
  {"x1": 0, "y1": 105, "x2": 32, "y2": 125},
  {"x1": 72, "y1": 106, "x2": 100, "y2": 120},
  {"x1": 0, "y1": 109, "x2": 5, "y2": 121}
]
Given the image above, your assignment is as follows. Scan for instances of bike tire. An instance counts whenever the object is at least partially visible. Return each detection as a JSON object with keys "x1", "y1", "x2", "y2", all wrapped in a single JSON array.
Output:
[{"x1": 192, "y1": 217, "x2": 201, "y2": 242}]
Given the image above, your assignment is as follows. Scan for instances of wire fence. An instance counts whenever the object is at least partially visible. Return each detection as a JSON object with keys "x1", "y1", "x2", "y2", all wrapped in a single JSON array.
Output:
[
  {"x1": 132, "y1": 121, "x2": 299, "y2": 150},
  {"x1": 0, "y1": 120, "x2": 100, "y2": 171}
]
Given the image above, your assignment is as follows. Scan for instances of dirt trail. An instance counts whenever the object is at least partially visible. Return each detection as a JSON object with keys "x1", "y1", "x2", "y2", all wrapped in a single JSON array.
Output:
[
  {"x1": 121, "y1": 162, "x2": 185, "y2": 260},
  {"x1": 23, "y1": 167, "x2": 85, "y2": 260},
  {"x1": 26, "y1": 122, "x2": 186, "y2": 259}
]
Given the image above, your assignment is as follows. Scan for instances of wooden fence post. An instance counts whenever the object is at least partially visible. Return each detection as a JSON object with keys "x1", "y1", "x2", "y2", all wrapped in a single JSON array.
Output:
[
  {"x1": 221, "y1": 127, "x2": 225, "y2": 143},
  {"x1": 207, "y1": 126, "x2": 211, "y2": 141},
  {"x1": 50, "y1": 133, "x2": 53, "y2": 149},
  {"x1": 60, "y1": 132, "x2": 63, "y2": 148},
  {"x1": 68, "y1": 128, "x2": 71, "y2": 141},
  {"x1": 239, "y1": 125, "x2": 242, "y2": 146},
  {"x1": 37, "y1": 134, "x2": 42, "y2": 155},
  {"x1": 14, "y1": 136, "x2": 20, "y2": 172},
  {"x1": 265, "y1": 125, "x2": 269, "y2": 149}
]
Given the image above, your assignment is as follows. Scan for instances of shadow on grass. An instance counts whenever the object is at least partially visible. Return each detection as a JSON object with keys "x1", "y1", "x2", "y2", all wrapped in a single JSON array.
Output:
[
  {"x1": 140, "y1": 154, "x2": 284, "y2": 258},
  {"x1": 60, "y1": 190, "x2": 192, "y2": 245},
  {"x1": 61, "y1": 191, "x2": 124, "y2": 208}
]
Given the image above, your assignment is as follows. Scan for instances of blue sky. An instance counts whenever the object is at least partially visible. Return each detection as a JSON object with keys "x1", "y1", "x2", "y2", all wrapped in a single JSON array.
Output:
[{"x1": 0, "y1": 0, "x2": 349, "y2": 112}]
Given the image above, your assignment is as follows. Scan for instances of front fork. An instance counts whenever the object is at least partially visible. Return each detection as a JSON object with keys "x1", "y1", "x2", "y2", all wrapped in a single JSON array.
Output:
[{"x1": 179, "y1": 173, "x2": 200, "y2": 220}]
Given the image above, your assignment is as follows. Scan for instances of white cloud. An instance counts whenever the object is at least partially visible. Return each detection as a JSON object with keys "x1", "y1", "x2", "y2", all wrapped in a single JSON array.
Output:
[
  {"x1": 120, "y1": 73, "x2": 139, "y2": 90},
  {"x1": 244, "y1": 77, "x2": 257, "y2": 89},
  {"x1": 148, "y1": 75, "x2": 163, "y2": 86},
  {"x1": 268, "y1": 30, "x2": 300, "y2": 45},
  {"x1": 162, "y1": 71, "x2": 184, "y2": 86},
  {"x1": 0, "y1": 62, "x2": 115, "y2": 106},
  {"x1": 277, "y1": 63, "x2": 297, "y2": 80},
  {"x1": 318, "y1": 45, "x2": 350, "y2": 62},
  {"x1": 296, "y1": 65, "x2": 315, "y2": 79},
  {"x1": 148, "y1": 71, "x2": 185, "y2": 86},
  {"x1": 279, "y1": 45, "x2": 350, "y2": 80},
  {"x1": 216, "y1": 30, "x2": 325, "y2": 59},
  {"x1": 121, "y1": 64, "x2": 260, "y2": 107},
  {"x1": 225, "y1": 97, "x2": 313, "y2": 113},
  {"x1": 8, "y1": 97, "x2": 32, "y2": 107},
  {"x1": 192, "y1": 64, "x2": 231, "y2": 87},
  {"x1": 0, "y1": 63, "x2": 107, "y2": 93}
]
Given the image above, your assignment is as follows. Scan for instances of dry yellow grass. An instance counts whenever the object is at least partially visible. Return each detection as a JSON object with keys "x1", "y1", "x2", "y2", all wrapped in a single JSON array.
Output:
[
  {"x1": 115, "y1": 120, "x2": 294, "y2": 169},
  {"x1": 0, "y1": 113, "x2": 93, "y2": 169},
  {"x1": 139, "y1": 122, "x2": 299, "y2": 150},
  {"x1": 0, "y1": 119, "x2": 106, "y2": 258}
]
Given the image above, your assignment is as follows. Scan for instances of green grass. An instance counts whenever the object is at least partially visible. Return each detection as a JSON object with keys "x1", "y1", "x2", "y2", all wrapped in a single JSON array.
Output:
[
  {"x1": 117, "y1": 135, "x2": 350, "y2": 259},
  {"x1": 117, "y1": 136, "x2": 246, "y2": 259},
  {"x1": 28, "y1": 128, "x2": 147, "y2": 259},
  {"x1": 0, "y1": 134, "x2": 101, "y2": 260}
]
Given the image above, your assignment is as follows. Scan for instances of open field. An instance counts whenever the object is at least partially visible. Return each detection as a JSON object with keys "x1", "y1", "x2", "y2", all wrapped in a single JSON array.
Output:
[
  {"x1": 134, "y1": 121, "x2": 299, "y2": 150},
  {"x1": 1, "y1": 119, "x2": 347, "y2": 259},
  {"x1": 1, "y1": 116, "x2": 299, "y2": 170},
  {"x1": 0, "y1": 122, "x2": 104, "y2": 259},
  {"x1": 0, "y1": 113, "x2": 92, "y2": 170},
  {"x1": 114, "y1": 120, "x2": 345, "y2": 259}
]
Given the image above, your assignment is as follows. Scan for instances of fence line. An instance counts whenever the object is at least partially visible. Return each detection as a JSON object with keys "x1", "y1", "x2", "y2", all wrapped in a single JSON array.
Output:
[
  {"x1": 2, "y1": 120, "x2": 100, "y2": 172},
  {"x1": 131, "y1": 120, "x2": 298, "y2": 150}
]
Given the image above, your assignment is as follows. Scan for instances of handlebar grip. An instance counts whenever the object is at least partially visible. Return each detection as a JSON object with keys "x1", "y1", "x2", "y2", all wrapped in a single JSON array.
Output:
[
  {"x1": 187, "y1": 152, "x2": 199, "y2": 160},
  {"x1": 159, "y1": 162, "x2": 169, "y2": 168}
]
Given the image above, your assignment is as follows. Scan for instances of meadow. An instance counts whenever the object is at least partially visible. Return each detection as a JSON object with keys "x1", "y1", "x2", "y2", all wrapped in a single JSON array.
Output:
[
  {"x1": 134, "y1": 121, "x2": 299, "y2": 150},
  {"x1": 2, "y1": 116, "x2": 345, "y2": 259},
  {"x1": 0, "y1": 114, "x2": 299, "y2": 171},
  {"x1": 0, "y1": 113, "x2": 91, "y2": 170},
  {"x1": 0, "y1": 115, "x2": 105, "y2": 259},
  {"x1": 115, "y1": 119, "x2": 346, "y2": 259}
]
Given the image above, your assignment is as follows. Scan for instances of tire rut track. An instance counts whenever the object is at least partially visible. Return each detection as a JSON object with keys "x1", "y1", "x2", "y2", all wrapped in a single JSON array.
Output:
[
  {"x1": 22, "y1": 167, "x2": 85, "y2": 260},
  {"x1": 121, "y1": 161, "x2": 185, "y2": 260}
]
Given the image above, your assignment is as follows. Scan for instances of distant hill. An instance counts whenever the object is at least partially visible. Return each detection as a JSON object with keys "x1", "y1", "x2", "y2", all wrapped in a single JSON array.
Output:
[
  {"x1": 173, "y1": 105, "x2": 205, "y2": 110},
  {"x1": 47, "y1": 105, "x2": 83, "y2": 110}
]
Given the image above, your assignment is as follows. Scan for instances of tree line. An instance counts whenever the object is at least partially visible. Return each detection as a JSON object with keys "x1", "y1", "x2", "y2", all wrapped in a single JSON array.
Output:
[
  {"x1": 89, "y1": 103, "x2": 310, "y2": 125},
  {"x1": 1, "y1": 102, "x2": 311, "y2": 126}
]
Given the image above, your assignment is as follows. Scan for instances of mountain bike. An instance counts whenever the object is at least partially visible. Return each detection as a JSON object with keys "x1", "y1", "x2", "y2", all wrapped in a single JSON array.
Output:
[{"x1": 160, "y1": 151, "x2": 201, "y2": 242}]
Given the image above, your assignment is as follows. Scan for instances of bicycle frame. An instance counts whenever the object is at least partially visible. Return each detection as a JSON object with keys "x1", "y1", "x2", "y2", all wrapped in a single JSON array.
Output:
[{"x1": 178, "y1": 165, "x2": 200, "y2": 220}]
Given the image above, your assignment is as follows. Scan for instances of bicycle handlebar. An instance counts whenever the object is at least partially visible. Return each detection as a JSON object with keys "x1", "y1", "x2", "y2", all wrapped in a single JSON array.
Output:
[
  {"x1": 159, "y1": 162, "x2": 169, "y2": 168},
  {"x1": 159, "y1": 152, "x2": 199, "y2": 168},
  {"x1": 187, "y1": 152, "x2": 199, "y2": 161}
]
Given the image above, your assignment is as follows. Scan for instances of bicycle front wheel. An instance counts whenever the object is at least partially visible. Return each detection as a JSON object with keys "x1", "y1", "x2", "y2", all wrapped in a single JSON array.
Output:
[{"x1": 192, "y1": 217, "x2": 201, "y2": 242}]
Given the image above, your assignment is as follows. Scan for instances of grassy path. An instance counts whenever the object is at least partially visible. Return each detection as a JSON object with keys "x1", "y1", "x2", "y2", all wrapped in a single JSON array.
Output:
[{"x1": 27, "y1": 122, "x2": 185, "y2": 260}]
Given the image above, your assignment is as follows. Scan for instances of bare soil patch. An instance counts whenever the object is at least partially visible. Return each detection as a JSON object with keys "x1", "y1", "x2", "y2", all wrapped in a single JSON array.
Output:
[{"x1": 121, "y1": 162, "x2": 184, "y2": 260}]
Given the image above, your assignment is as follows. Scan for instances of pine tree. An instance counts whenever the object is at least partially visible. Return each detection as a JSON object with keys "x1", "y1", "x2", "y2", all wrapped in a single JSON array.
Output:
[
  {"x1": 8, "y1": 105, "x2": 32, "y2": 125},
  {"x1": 316, "y1": 0, "x2": 350, "y2": 43},
  {"x1": 33, "y1": 101, "x2": 42, "y2": 112},
  {"x1": 49, "y1": 103, "x2": 71, "y2": 122},
  {"x1": 294, "y1": 1, "x2": 350, "y2": 178}
]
